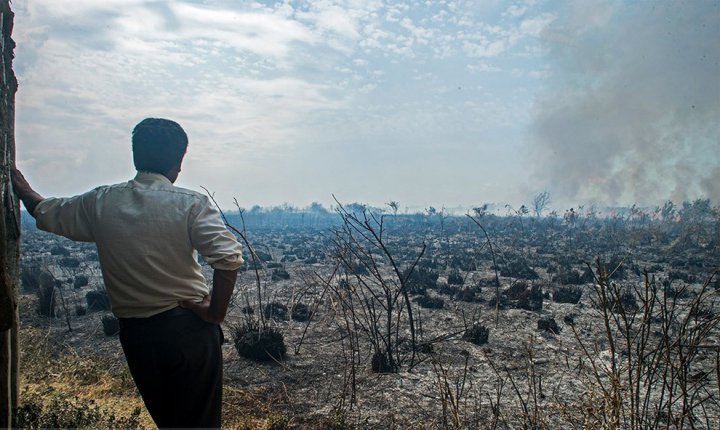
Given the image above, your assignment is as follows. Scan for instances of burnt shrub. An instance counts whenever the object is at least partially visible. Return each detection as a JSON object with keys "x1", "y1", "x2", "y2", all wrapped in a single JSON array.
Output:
[
  {"x1": 553, "y1": 286, "x2": 583, "y2": 304},
  {"x1": 86, "y1": 290, "x2": 111, "y2": 312},
  {"x1": 418, "y1": 259, "x2": 440, "y2": 269},
  {"x1": 264, "y1": 302, "x2": 289, "y2": 321},
  {"x1": 456, "y1": 286, "x2": 483, "y2": 303},
  {"x1": 36, "y1": 279, "x2": 57, "y2": 317},
  {"x1": 20, "y1": 267, "x2": 40, "y2": 292},
  {"x1": 271, "y1": 268, "x2": 290, "y2": 281},
  {"x1": 58, "y1": 257, "x2": 81, "y2": 269},
  {"x1": 668, "y1": 270, "x2": 696, "y2": 284},
  {"x1": 75, "y1": 306, "x2": 87, "y2": 316},
  {"x1": 254, "y1": 250, "x2": 274, "y2": 262},
  {"x1": 552, "y1": 268, "x2": 583, "y2": 285},
  {"x1": 499, "y1": 257, "x2": 539, "y2": 280},
  {"x1": 462, "y1": 324, "x2": 490, "y2": 346},
  {"x1": 414, "y1": 295, "x2": 444, "y2": 309},
  {"x1": 371, "y1": 351, "x2": 394, "y2": 373},
  {"x1": 404, "y1": 266, "x2": 439, "y2": 294},
  {"x1": 50, "y1": 245, "x2": 70, "y2": 256},
  {"x1": 663, "y1": 281, "x2": 692, "y2": 299},
  {"x1": 291, "y1": 303, "x2": 312, "y2": 322},
  {"x1": 21, "y1": 267, "x2": 54, "y2": 294},
  {"x1": 488, "y1": 295, "x2": 510, "y2": 310},
  {"x1": 449, "y1": 255, "x2": 476, "y2": 271},
  {"x1": 580, "y1": 266, "x2": 595, "y2": 283},
  {"x1": 606, "y1": 256, "x2": 628, "y2": 279},
  {"x1": 538, "y1": 317, "x2": 560, "y2": 334},
  {"x1": 689, "y1": 304, "x2": 716, "y2": 320},
  {"x1": 611, "y1": 288, "x2": 638, "y2": 313},
  {"x1": 73, "y1": 275, "x2": 89, "y2": 289},
  {"x1": 447, "y1": 271, "x2": 464, "y2": 285},
  {"x1": 506, "y1": 281, "x2": 530, "y2": 300},
  {"x1": 234, "y1": 324, "x2": 286, "y2": 362},
  {"x1": 101, "y1": 315, "x2": 119, "y2": 336},
  {"x1": 437, "y1": 283, "x2": 459, "y2": 297},
  {"x1": 475, "y1": 277, "x2": 496, "y2": 289},
  {"x1": 516, "y1": 285, "x2": 544, "y2": 312}
]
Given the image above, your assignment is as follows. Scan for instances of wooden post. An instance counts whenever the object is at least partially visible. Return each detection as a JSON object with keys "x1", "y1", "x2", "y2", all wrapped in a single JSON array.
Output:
[{"x1": 0, "y1": 0, "x2": 18, "y2": 427}]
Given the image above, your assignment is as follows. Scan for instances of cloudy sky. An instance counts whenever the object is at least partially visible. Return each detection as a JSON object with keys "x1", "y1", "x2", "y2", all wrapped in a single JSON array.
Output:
[{"x1": 12, "y1": 0, "x2": 720, "y2": 212}]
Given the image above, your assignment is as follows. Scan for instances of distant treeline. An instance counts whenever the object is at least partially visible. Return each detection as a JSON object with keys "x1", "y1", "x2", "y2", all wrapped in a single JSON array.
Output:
[{"x1": 20, "y1": 197, "x2": 717, "y2": 233}]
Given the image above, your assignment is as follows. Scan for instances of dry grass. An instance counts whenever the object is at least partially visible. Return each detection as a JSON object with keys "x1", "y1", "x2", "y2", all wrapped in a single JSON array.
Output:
[
  {"x1": 17, "y1": 325, "x2": 154, "y2": 428},
  {"x1": 17, "y1": 324, "x2": 348, "y2": 429}
]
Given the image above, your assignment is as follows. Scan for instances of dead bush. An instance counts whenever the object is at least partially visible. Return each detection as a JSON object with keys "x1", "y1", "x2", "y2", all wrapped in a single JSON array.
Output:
[
  {"x1": 553, "y1": 285, "x2": 583, "y2": 304},
  {"x1": 462, "y1": 324, "x2": 489, "y2": 346},
  {"x1": 233, "y1": 323, "x2": 286, "y2": 362}
]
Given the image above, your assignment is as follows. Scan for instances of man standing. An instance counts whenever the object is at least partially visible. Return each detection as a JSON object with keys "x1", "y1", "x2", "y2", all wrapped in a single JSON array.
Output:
[{"x1": 12, "y1": 118, "x2": 243, "y2": 428}]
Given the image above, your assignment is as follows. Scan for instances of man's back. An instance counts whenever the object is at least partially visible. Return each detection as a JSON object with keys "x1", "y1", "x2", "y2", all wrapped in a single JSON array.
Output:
[{"x1": 34, "y1": 171, "x2": 242, "y2": 317}]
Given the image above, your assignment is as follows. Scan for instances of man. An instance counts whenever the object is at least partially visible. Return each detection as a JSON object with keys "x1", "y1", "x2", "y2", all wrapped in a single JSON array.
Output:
[{"x1": 12, "y1": 118, "x2": 243, "y2": 428}]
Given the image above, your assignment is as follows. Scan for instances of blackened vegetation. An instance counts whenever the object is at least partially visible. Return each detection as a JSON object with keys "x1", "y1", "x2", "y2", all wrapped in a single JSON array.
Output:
[
  {"x1": 504, "y1": 282, "x2": 542, "y2": 311},
  {"x1": 404, "y1": 266, "x2": 439, "y2": 294},
  {"x1": 414, "y1": 295, "x2": 444, "y2": 309},
  {"x1": 291, "y1": 302, "x2": 312, "y2": 322},
  {"x1": 72, "y1": 275, "x2": 88, "y2": 289},
  {"x1": 537, "y1": 317, "x2": 560, "y2": 334},
  {"x1": 15, "y1": 196, "x2": 720, "y2": 428},
  {"x1": 233, "y1": 323, "x2": 286, "y2": 362},
  {"x1": 264, "y1": 302, "x2": 288, "y2": 321},
  {"x1": 552, "y1": 285, "x2": 583, "y2": 304},
  {"x1": 271, "y1": 268, "x2": 290, "y2": 281},
  {"x1": 498, "y1": 253, "x2": 539, "y2": 280},
  {"x1": 101, "y1": 315, "x2": 119, "y2": 336},
  {"x1": 462, "y1": 324, "x2": 490, "y2": 346},
  {"x1": 85, "y1": 290, "x2": 110, "y2": 312}
]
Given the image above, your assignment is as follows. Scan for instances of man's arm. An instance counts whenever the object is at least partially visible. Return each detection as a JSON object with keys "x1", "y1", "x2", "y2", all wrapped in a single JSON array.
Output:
[
  {"x1": 180, "y1": 268, "x2": 237, "y2": 324},
  {"x1": 11, "y1": 168, "x2": 44, "y2": 217}
]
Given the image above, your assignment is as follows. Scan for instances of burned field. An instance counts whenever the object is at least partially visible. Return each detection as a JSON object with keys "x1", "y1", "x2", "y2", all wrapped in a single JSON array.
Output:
[{"x1": 15, "y1": 202, "x2": 720, "y2": 429}]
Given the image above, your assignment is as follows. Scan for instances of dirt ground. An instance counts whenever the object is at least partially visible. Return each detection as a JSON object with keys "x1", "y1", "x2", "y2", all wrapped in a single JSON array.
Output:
[{"x1": 15, "y1": 213, "x2": 720, "y2": 428}]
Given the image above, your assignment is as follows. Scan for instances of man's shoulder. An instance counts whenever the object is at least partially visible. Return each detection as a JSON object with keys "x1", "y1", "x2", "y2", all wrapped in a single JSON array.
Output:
[
  {"x1": 89, "y1": 181, "x2": 211, "y2": 214},
  {"x1": 165, "y1": 184, "x2": 209, "y2": 202}
]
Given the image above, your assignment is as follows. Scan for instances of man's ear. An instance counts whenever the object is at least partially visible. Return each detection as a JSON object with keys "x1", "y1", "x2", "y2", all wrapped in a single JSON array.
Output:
[{"x1": 164, "y1": 160, "x2": 183, "y2": 183}]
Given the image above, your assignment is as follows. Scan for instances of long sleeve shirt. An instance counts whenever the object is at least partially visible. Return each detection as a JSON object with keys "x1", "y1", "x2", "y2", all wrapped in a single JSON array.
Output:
[{"x1": 34, "y1": 171, "x2": 244, "y2": 318}]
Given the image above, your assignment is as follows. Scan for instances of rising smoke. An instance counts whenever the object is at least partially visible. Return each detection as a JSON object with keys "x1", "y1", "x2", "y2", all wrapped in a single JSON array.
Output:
[{"x1": 530, "y1": 1, "x2": 719, "y2": 207}]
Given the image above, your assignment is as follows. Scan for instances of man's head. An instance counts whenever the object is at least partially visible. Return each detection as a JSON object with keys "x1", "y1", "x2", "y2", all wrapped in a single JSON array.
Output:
[{"x1": 132, "y1": 118, "x2": 188, "y2": 181}]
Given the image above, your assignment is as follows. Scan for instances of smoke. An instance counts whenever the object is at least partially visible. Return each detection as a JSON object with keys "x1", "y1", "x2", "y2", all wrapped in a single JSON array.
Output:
[{"x1": 530, "y1": 0, "x2": 720, "y2": 207}]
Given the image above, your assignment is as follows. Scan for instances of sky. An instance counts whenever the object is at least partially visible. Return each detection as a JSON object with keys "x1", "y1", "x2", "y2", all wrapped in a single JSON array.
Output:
[{"x1": 11, "y1": 0, "x2": 720, "y2": 213}]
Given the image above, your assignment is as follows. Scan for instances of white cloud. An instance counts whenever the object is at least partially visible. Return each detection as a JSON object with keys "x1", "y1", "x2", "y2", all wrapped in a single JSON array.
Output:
[{"x1": 505, "y1": 5, "x2": 528, "y2": 18}]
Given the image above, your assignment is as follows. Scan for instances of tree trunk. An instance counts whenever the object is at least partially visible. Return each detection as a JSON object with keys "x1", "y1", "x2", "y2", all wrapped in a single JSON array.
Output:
[{"x1": 0, "y1": 0, "x2": 19, "y2": 427}]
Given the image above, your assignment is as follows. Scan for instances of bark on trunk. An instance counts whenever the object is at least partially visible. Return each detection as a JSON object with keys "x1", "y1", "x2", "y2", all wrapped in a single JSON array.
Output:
[{"x1": 0, "y1": 1, "x2": 19, "y2": 427}]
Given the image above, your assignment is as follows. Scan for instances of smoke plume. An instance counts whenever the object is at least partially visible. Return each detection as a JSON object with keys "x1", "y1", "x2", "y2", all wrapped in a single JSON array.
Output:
[{"x1": 530, "y1": 1, "x2": 719, "y2": 207}]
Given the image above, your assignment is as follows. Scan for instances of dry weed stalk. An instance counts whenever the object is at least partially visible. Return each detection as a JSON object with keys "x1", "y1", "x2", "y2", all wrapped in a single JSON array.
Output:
[
  {"x1": 431, "y1": 351, "x2": 471, "y2": 429},
  {"x1": 330, "y1": 197, "x2": 426, "y2": 372},
  {"x1": 569, "y1": 260, "x2": 720, "y2": 429}
]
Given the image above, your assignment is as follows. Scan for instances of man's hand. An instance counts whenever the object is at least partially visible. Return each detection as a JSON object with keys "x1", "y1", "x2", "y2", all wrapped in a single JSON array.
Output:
[
  {"x1": 11, "y1": 167, "x2": 44, "y2": 216},
  {"x1": 180, "y1": 268, "x2": 237, "y2": 324}
]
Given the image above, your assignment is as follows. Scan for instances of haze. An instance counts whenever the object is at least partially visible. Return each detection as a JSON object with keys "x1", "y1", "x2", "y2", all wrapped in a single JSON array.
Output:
[{"x1": 12, "y1": 0, "x2": 720, "y2": 212}]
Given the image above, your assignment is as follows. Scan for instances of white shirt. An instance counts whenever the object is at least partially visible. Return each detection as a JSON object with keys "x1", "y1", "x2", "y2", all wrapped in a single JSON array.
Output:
[{"x1": 34, "y1": 172, "x2": 244, "y2": 318}]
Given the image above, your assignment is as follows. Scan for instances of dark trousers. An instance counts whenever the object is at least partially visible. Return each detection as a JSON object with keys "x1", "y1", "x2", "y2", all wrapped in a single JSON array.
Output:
[{"x1": 118, "y1": 308, "x2": 223, "y2": 429}]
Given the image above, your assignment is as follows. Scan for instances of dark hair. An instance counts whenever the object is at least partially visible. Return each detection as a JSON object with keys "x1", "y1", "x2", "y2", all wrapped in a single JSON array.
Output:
[{"x1": 132, "y1": 118, "x2": 188, "y2": 173}]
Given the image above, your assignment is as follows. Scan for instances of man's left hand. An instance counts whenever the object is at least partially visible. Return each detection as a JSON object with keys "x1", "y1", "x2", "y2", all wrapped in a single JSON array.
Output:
[{"x1": 180, "y1": 295, "x2": 212, "y2": 321}]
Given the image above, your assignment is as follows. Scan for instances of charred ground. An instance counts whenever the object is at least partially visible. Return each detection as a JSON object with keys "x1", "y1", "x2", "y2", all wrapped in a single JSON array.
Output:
[{"x1": 14, "y1": 200, "x2": 720, "y2": 429}]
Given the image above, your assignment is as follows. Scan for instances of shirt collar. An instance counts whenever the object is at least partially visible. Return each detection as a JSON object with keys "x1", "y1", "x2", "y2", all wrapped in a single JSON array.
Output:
[{"x1": 134, "y1": 171, "x2": 172, "y2": 185}]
